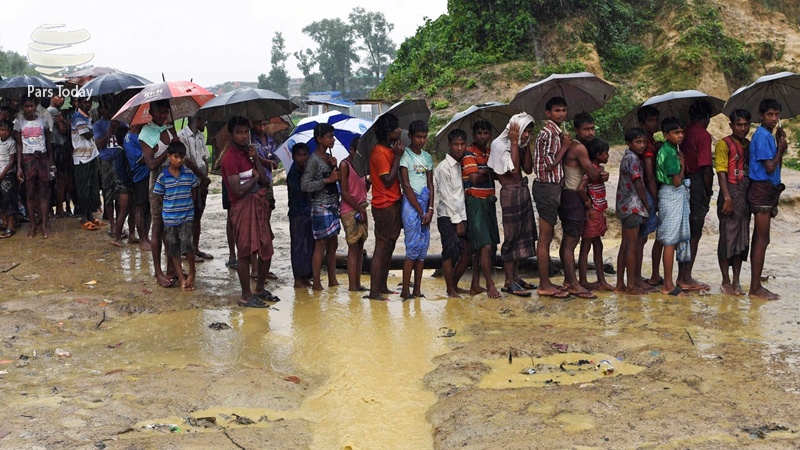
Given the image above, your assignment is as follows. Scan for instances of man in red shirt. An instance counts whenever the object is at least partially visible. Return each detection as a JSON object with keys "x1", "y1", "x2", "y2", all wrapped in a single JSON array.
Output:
[
  {"x1": 219, "y1": 116, "x2": 275, "y2": 308},
  {"x1": 678, "y1": 100, "x2": 712, "y2": 291},
  {"x1": 368, "y1": 114, "x2": 404, "y2": 300}
]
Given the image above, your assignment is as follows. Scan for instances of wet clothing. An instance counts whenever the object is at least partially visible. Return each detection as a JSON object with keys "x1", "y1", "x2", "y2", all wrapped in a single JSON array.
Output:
[
  {"x1": 22, "y1": 152, "x2": 49, "y2": 183},
  {"x1": 372, "y1": 201, "x2": 402, "y2": 244},
  {"x1": 400, "y1": 148, "x2": 433, "y2": 195},
  {"x1": 340, "y1": 159, "x2": 367, "y2": 216},
  {"x1": 341, "y1": 202, "x2": 368, "y2": 244},
  {"x1": 715, "y1": 136, "x2": 749, "y2": 185},
  {"x1": 563, "y1": 165, "x2": 584, "y2": 191},
  {"x1": 748, "y1": 180, "x2": 781, "y2": 216},
  {"x1": 465, "y1": 195, "x2": 500, "y2": 253},
  {"x1": 220, "y1": 143, "x2": 256, "y2": 210},
  {"x1": 462, "y1": 145, "x2": 494, "y2": 199},
  {"x1": 749, "y1": 126, "x2": 781, "y2": 186},
  {"x1": 717, "y1": 180, "x2": 750, "y2": 262},
  {"x1": 231, "y1": 187, "x2": 273, "y2": 260},
  {"x1": 287, "y1": 163, "x2": 311, "y2": 218},
  {"x1": 616, "y1": 149, "x2": 648, "y2": 220},
  {"x1": 656, "y1": 141, "x2": 681, "y2": 186},
  {"x1": 682, "y1": 121, "x2": 712, "y2": 175},
  {"x1": 301, "y1": 152, "x2": 339, "y2": 207},
  {"x1": 311, "y1": 203, "x2": 340, "y2": 240},
  {"x1": 532, "y1": 180, "x2": 562, "y2": 226},
  {"x1": 153, "y1": 166, "x2": 199, "y2": 227},
  {"x1": 487, "y1": 112, "x2": 535, "y2": 175},
  {"x1": 70, "y1": 111, "x2": 97, "y2": 163},
  {"x1": 657, "y1": 181, "x2": 691, "y2": 263},
  {"x1": 165, "y1": 221, "x2": 194, "y2": 257},
  {"x1": 290, "y1": 215, "x2": 313, "y2": 280},
  {"x1": 500, "y1": 178, "x2": 537, "y2": 262},
  {"x1": 17, "y1": 116, "x2": 48, "y2": 155},
  {"x1": 583, "y1": 207, "x2": 607, "y2": 239},
  {"x1": 438, "y1": 216, "x2": 465, "y2": 264},
  {"x1": 370, "y1": 143, "x2": 401, "y2": 209},
  {"x1": 559, "y1": 189, "x2": 585, "y2": 237},
  {"x1": 639, "y1": 191, "x2": 659, "y2": 237},
  {"x1": 434, "y1": 154, "x2": 466, "y2": 224},
  {"x1": 533, "y1": 120, "x2": 564, "y2": 183},
  {"x1": 402, "y1": 186, "x2": 431, "y2": 261},
  {"x1": 74, "y1": 157, "x2": 100, "y2": 214},
  {"x1": 687, "y1": 171, "x2": 710, "y2": 237}
]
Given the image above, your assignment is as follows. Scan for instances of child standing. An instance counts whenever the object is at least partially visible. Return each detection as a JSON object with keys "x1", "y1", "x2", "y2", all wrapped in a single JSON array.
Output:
[
  {"x1": 287, "y1": 142, "x2": 314, "y2": 288},
  {"x1": 578, "y1": 138, "x2": 613, "y2": 291},
  {"x1": 656, "y1": 118, "x2": 689, "y2": 297},
  {"x1": 435, "y1": 129, "x2": 469, "y2": 298},
  {"x1": 16, "y1": 97, "x2": 53, "y2": 238},
  {"x1": 301, "y1": 123, "x2": 341, "y2": 291},
  {"x1": 399, "y1": 121, "x2": 434, "y2": 299},
  {"x1": 614, "y1": 130, "x2": 650, "y2": 294},
  {"x1": 153, "y1": 142, "x2": 200, "y2": 292},
  {"x1": 339, "y1": 136, "x2": 370, "y2": 292},
  {"x1": 110, "y1": 125, "x2": 133, "y2": 246},
  {"x1": 0, "y1": 120, "x2": 18, "y2": 238}
]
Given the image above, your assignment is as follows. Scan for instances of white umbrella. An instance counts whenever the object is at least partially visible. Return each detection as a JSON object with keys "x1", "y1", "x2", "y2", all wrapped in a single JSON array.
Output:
[
  {"x1": 510, "y1": 72, "x2": 615, "y2": 120},
  {"x1": 620, "y1": 90, "x2": 726, "y2": 129},
  {"x1": 433, "y1": 102, "x2": 519, "y2": 153},
  {"x1": 722, "y1": 71, "x2": 800, "y2": 120},
  {"x1": 274, "y1": 111, "x2": 372, "y2": 173},
  {"x1": 353, "y1": 99, "x2": 430, "y2": 177}
]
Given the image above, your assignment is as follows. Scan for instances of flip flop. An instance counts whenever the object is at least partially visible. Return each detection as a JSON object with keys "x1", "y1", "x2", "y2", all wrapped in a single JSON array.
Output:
[
  {"x1": 266, "y1": 271, "x2": 278, "y2": 280},
  {"x1": 225, "y1": 259, "x2": 238, "y2": 269},
  {"x1": 196, "y1": 251, "x2": 214, "y2": 260},
  {"x1": 501, "y1": 281, "x2": 532, "y2": 297},
  {"x1": 516, "y1": 279, "x2": 537, "y2": 290},
  {"x1": 538, "y1": 290, "x2": 571, "y2": 299},
  {"x1": 667, "y1": 286, "x2": 683, "y2": 296},
  {"x1": 238, "y1": 296, "x2": 269, "y2": 308},
  {"x1": 91, "y1": 219, "x2": 107, "y2": 227},
  {"x1": 255, "y1": 290, "x2": 281, "y2": 303},
  {"x1": 645, "y1": 276, "x2": 664, "y2": 287},
  {"x1": 0, "y1": 228, "x2": 12, "y2": 239},
  {"x1": 81, "y1": 221, "x2": 99, "y2": 231},
  {"x1": 679, "y1": 283, "x2": 709, "y2": 292}
]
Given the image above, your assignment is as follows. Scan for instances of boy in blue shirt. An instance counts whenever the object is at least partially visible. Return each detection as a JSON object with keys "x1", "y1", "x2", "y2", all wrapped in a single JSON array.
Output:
[
  {"x1": 153, "y1": 142, "x2": 200, "y2": 291},
  {"x1": 747, "y1": 99, "x2": 787, "y2": 300}
]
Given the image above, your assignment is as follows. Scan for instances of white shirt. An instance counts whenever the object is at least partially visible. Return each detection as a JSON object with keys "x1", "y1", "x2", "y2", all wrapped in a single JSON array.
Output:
[
  {"x1": 178, "y1": 126, "x2": 208, "y2": 176},
  {"x1": 0, "y1": 138, "x2": 16, "y2": 172},
  {"x1": 434, "y1": 154, "x2": 467, "y2": 223}
]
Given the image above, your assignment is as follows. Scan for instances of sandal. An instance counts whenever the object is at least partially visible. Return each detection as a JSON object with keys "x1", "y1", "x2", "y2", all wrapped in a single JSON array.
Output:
[
  {"x1": 239, "y1": 296, "x2": 269, "y2": 308},
  {"x1": 0, "y1": 228, "x2": 13, "y2": 239},
  {"x1": 255, "y1": 290, "x2": 281, "y2": 303},
  {"x1": 91, "y1": 218, "x2": 107, "y2": 227},
  {"x1": 196, "y1": 250, "x2": 214, "y2": 260},
  {"x1": 516, "y1": 279, "x2": 537, "y2": 290},
  {"x1": 225, "y1": 259, "x2": 238, "y2": 269},
  {"x1": 501, "y1": 281, "x2": 532, "y2": 297},
  {"x1": 266, "y1": 271, "x2": 278, "y2": 280},
  {"x1": 81, "y1": 221, "x2": 99, "y2": 231}
]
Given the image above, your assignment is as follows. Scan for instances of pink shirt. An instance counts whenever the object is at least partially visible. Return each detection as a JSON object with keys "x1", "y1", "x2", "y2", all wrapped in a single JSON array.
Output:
[{"x1": 341, "y1": 159, "x2": 367, "y2": 214}]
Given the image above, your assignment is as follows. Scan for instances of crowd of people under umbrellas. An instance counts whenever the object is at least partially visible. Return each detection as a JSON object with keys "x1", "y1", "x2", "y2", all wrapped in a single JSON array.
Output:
[{"x1": 0, "y1": 72, "x2": 790, "y2": 306}]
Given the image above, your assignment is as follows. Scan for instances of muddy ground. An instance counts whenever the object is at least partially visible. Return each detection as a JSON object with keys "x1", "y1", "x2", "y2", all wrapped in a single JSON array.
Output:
[{"x1": 2, "y1": 162, "x2": 800, "y2": 449}]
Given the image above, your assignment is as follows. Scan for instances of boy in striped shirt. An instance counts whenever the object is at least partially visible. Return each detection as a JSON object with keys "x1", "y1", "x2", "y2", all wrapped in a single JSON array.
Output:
[{"x1": 153, "y1": 142, "x2": 200, "y2": 291}]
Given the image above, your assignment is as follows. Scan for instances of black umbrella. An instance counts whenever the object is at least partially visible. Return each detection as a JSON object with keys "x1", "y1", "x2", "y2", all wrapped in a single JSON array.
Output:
[
  {"x1": 0, "y1": 75, "x2": 58, "y2": 99},
  {"x1": 723, "y1": 71, "x2": 800, "y2": 120},
  {"x1": 433, "y1": 102, "x2": 519, "y2": 153},
  {"x1": 198, "y1": 87, "x2": 298, "y2": 122},
  {"x1": 82, "y1": 72, "x2": 152, "y2": 97}
]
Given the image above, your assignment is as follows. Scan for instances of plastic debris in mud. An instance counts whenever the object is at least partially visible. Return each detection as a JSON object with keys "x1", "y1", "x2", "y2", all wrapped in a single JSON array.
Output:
[
  {"x1": 208, "y1": 322, "x2": 231, "y2": 330},
  {"x1": 54, "y1": 348, "x2": 71, "y2": 357},
  {"x1": 231, "y1": 414, "x2": 255, "y2": 425},
  {"x1": 597, "y1": 360, "x2": 615, "y2": 375},
  {"x1": 143, "y1": 423, "x2": 180, "y2": 433},
  {"x1": 438, "y1": 327, "x2": 456, "y2": 338},
  {"x1": 520, "y1": 367, "x2": 537, "y2": 375}
]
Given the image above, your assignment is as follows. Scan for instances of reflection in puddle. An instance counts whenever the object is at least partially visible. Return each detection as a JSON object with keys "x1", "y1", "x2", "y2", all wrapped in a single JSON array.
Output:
[{"x1": 57, "y1": 282, "x2": 473, "y2": 450}]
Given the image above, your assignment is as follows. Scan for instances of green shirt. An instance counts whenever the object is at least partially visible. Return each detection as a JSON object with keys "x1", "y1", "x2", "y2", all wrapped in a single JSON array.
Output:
[{"x1": 656, "y1": 141, "x2": 681, "y2": 185}]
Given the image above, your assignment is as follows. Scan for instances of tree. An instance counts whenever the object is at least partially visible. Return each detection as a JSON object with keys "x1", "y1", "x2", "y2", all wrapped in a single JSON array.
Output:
[
  {"x1": 349, "y1": 7, "x2": 396, "y2": 80},
  {"x1": 294, "y1": 48, "x2": 326, "y2": 94},
  {"x1": 302, "y1": 19, "x2": 358, "y2": 91},
  {"x1": 257, "y1": 32, "x2": 290, "y2": 97}
]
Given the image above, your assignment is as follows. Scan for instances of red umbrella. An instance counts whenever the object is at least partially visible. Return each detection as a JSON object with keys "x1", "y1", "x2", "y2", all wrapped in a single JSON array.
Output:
[{"x1": 112, "y1": 81, "x2": 215, "y2": 125}]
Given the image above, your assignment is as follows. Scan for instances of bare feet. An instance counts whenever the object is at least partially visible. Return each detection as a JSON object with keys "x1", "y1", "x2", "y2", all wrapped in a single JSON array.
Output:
[
  {"x1": 139, "y1": 241, "x2": 151, "y2": 251},
  {"x1": 486, "y1": 286, "x2": 500, "y2": 298},
  {"x1": 400, "y1": 289, "x2": 410, "y2": 299},
  {"x1": 635, "y1": 280, "x2": 657, "y2": 293},
  {"x1": 455, "y1": 287, "x2": 470, "y2": 294},
  {"x1": 749, "y1": 286, "x2": 780, "y2": 300},
  {"x1": 720, "y1": 282, "x2": 737, "y2": 295},
  {"x1": 470, "y1": 286, "x2": 486, "y2": 295},
  {"x1": 312, "y1": 282, "x2": 324, "y2": 291},
  {"x1": 156, "y1": 273, "x2": 175, "y2": 288},
  {"x1": 566, "y1": 283, "x2": 596, "y2": 299},
  {"x1": 537, "y1": 286, "x2": 570, "y2": 298},
  {"x1": 182, "y1": 275, "x2": 195, "y2": 291},
  {"x1": 446, "y1": 290, "x2": 462, "y2": 299},
  {"x1": 614, "y1": 284, "x2": 628, "y2": 295},
  {"x1": 678, "y1": 277, "x2": 710, "y2": 291},
  {"x1": 733, "y1": 282, "x2": 745, "y2": 295},
  {"x1": 626, "y1": 286, "x2": 649, "y2": 295},
  {"x1": 328, "y1": 279, "x2": 340, "y2": 287},
  {"x1": 110, "y1": 239, "x2": 125, "y2": 248},
  {"x1": 581, "y1": 281, "x2": 601, "y2": 291},
  {"x1": 596, "y1": 280, "x2": 616, "y2": 292},
  {"x1": 367, "y1": 292, "x2": 387, "y2": 301}
]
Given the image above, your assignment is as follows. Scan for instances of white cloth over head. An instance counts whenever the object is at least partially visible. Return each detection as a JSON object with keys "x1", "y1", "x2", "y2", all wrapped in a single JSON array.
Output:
[{"x1": 487, "y1": 112, "x2": 535, "y2": 175}]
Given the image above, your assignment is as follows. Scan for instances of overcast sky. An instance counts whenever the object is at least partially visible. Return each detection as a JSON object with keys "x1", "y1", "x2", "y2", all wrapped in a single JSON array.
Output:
[{"x1": 0, "y1": 0, "x2": 448, "y2": 87}]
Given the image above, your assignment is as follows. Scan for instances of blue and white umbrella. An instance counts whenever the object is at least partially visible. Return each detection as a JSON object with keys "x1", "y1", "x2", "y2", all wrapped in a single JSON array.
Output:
[{"x1": 275, "y1": 111, "x2": 372, "y2": 172}]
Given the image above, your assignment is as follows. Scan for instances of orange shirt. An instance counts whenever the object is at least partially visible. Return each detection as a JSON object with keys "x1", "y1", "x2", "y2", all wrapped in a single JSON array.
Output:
[{"x1": 369, "y1": 143, "x2": 401, "y2": 209}]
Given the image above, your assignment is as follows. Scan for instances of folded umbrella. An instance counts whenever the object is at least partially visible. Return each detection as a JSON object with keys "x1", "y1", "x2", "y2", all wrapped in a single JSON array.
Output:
[
  {"x1": 510, "y1": 72, "x2": 615, "y2": 120},
  {"x1": 198, "y1": 87, "x2": 298, "y2": 122},
  {"x1": 353, "y1": 99, "x2": 430, "y2": 177},
  {"x1": 433, "y1": 102, "x2": 519, "y2": 153}
]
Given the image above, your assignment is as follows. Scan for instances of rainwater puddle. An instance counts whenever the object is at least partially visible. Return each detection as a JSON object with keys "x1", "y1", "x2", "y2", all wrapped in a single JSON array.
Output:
[
  {"x1": 51, "y1": 281, "x2": 476, "y2": 450},
  {"x1": 479, "y1": 352, "x2": 645, "y2": 389}
]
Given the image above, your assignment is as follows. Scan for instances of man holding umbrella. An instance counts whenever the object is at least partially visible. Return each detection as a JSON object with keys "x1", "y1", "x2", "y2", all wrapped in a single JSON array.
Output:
[{"x1": 748, "y1": 99, "x2": 787, "y2": 300}]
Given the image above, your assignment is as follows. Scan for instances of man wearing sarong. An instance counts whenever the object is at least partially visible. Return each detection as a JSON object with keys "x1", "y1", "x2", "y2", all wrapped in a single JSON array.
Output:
[
  {"x1": 678, "y1": 100, "x2": 713, "y2": 291},
  {"x1": 714, "y1": 109, "x2": 752, "y2": 296},
  {"x1": 488, "y1": 113, "x2": 536, "y2": 297},
  {"x1": 532, "y1": 97, "x2": 571, "y2": 298},
  {"x1": 748, "y1": 99, "x2": 787, "y2": 300},
  {"x1": 559, "y1": 113, "x2": 607, "y2": 299},
  {"x1": 220, "y1": 116, "x2": 275, "y2": 308},
  {"x1": 459, "y1": 121, "x2": 500, "y2": 298},
  {"x1": 71, "y1": 97, "x2": 102, "y2": 232}
]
